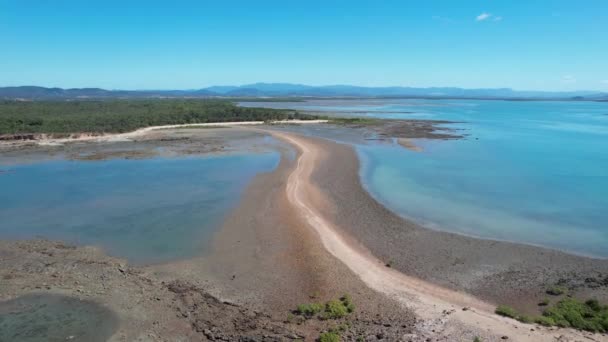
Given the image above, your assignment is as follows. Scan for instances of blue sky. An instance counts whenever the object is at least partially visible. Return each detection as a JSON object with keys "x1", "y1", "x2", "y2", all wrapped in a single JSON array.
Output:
[{"x1": 1, "y1": 1, "x2": 607, "y2": 91}]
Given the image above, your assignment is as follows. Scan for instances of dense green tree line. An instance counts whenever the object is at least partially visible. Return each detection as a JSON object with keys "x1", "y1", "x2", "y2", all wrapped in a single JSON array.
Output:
[{"x1": 0, "y1": 99, "x2": 320, "y2": 134}]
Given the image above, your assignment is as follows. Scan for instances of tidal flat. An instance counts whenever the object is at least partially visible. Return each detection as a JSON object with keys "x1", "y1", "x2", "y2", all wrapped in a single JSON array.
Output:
[{"x1": 1, "y1": 119, "x2": 607, "y2": 341}]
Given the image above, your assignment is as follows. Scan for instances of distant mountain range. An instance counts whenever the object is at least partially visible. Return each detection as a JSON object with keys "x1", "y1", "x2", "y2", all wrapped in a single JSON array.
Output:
[{"x1": 1, "y1": 83, "x2": 607, "y2": 101}]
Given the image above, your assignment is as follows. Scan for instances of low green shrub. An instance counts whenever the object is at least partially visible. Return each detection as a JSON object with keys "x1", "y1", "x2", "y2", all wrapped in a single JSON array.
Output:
[
  {"x1": 340, "y1": 294, "x2": 355, "y2": 313},
  {"x1": 546, "y1": 286, "x2": 567, "y2": 296},
  {"x1": 496, "y1": 297, "x2": 608, "y2": 333},
  {"x1": 296, "y1": 294, "x2": 355, "y2": 320},
  {"x1": 323, "y1": 300, "x2": 349, "y2": 319},
  {"x1": 297, "y1": 303, "x2": 324, "y2": 317},
  {"x1": 496, "y1": 297, "x2": 608, "y2": 332},
  {"x1": 517, "y1": 315, "x2": 534, "y2": 324},
  {"x1": 319, "y1": 331, "x2": 340, "y2": 342},
  {"x1": 495, "y1": 305, "x2": 518, "y2": 319},
  {"x1": 534, "y1": 316, "x2": 556, "y2": 326},
  {"x1": 542, "y1": 297, "x2": 607, "y2": 332}
]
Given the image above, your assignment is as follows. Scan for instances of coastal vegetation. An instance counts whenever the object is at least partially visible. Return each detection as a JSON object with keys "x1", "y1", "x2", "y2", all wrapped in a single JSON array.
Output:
[
  {"x1": 329, "y1": 117, "x2": 379, "y2": 125},
  {"x1": 295, "y1": 294, "x2": 355, "y2": 321},
  {"x1": 317, "y1": 322, "x2": 353, "y2": 342},
  {"x1": 495, "y1": 297, "x2": 608, "y2": 332},
  {"x1": 294, "y1": 295, "x2": 356, "y2": 341},
  {"x1": 0, "y1": 99, "x2": 324, "y2": 135},
  {"x1": 318, "y1": 331, "x2": 340, "y2": 342}
]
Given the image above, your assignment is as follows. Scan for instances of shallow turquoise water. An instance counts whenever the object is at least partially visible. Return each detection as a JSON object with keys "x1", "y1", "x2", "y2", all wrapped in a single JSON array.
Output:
[
  {"x1": 253, "y1": 99, "x2": 608, "y2": 257},
  {"x1": 0, "y1": 152, "x2": 279, "y2": 264}
]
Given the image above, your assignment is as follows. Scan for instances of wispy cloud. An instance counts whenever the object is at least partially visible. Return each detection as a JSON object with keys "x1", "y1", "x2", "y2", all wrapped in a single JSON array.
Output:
[
  {"x1": 602, "y1": 80, "x2": 608, "y2": 85},
  {"x1": 476, "y1": 13, "x2": 492, "y2": 21},
  {"x1": 476, "y1": 13, "x2": 502, "y2": 22}
]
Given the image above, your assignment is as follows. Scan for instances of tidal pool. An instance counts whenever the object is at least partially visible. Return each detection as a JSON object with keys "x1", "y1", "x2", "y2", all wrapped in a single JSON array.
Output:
[{"x1": 0, "y1": 294, "x2": 118, "y2": 342}]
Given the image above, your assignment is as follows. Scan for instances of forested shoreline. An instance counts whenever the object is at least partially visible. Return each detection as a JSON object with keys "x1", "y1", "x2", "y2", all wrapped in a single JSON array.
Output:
[{"x1": 0, "y1": 99, "x2": 321, "y2": 135}]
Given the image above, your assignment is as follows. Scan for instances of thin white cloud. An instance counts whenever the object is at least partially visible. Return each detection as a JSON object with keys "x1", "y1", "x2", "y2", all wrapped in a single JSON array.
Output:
[
  {"x1": 601, "y1": 80, "x2": 608, "y2": 85},
  {"x1": 476, "y1": 13, "x2": 492, "y2": 21},
  {"x1": 476, "y1": 13, "x2": 502, "y2": 22}
]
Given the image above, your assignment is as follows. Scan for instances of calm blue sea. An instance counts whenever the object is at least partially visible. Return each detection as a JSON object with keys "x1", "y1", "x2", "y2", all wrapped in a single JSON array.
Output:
[
  {"x1": 0, "y1": 153, "x2": 279, "y2": 264},
  {"x1": 245, "y1": 99, "x2": 608, "y2": 258}
]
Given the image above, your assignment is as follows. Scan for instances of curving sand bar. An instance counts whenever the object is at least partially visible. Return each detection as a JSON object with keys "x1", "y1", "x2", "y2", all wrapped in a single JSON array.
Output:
[{"x1": 270, "y1": 130, "x2": 605, "y2": 341}]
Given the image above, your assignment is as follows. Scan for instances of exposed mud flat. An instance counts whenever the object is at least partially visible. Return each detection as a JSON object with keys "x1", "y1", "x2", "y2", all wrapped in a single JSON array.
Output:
[
  {"x1": 0, "y1": 238, "x2": 424, "y2": 341},
  {"x1": 2, "y1": 122, "x2": 607, "y2": 341},
  {"x1": 308, "y1": 134, "x2": 608, "y2": 315},
  {"x1": 0, "y1": 127, "x2": 276, "y2": 165}
]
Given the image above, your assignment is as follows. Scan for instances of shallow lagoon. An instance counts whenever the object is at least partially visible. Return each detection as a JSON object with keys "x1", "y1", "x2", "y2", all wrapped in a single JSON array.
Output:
[
  {"x1": 247, "y1": 99, "x2": 608, "y2": 257},
  {"x1": 0, "y1": 151, "x2": 279, "y2": 264}
]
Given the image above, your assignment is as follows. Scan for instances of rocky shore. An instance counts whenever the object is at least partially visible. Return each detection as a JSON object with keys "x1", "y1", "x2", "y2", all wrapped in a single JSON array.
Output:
[{"x1": 0, "y1": 239, "x2": 424, "y2": 341}]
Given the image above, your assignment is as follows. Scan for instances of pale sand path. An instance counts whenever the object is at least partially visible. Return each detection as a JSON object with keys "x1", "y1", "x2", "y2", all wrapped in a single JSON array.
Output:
[{"x1": 269, "y1": 130, "x2": 605, "y2": 342}]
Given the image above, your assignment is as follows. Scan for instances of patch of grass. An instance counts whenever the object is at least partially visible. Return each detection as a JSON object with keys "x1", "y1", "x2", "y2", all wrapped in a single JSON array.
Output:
[
  {"x1": 496, "y1": 297, "x2": 608, "y2": 333},
  {"x1": 542, "y1": 297, "x2": 608, "y2": 332},
  {"x1": 340, "y1": 294, "x2": 355, "y2": 313},
  {"x1": 296, "y1": 294, "x2": 355, "y2": 321},
  {"x1": 546, "y1": 286, "x2": 567, "y2": 296},
  {"x1": 517, "y1": 315, "x2": 534, "y2": 324},
  {"x1": 495, "y1": 305, "x2": 518, "y2": 319},
  {"x1": 318, "y1": 331, "x2": 340, "y2": 342},
  {"x1": 296, "y1": 303, "x2": 324, "y2": 317},
  {"x1": 322, "y1": 300, "x2": 349, "y2": 320},
  {"x1": 473, "y1": 337, "x2": 482, "y2": 342},
  {"x1": 534, "y1": 316, "x2": 556, "y2": 327}
]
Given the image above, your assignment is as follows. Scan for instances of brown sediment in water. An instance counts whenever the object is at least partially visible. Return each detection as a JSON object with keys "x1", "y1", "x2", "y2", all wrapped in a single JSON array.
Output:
[{"x1": 396, "y1": 138, "x2": 423, "y2": 152}]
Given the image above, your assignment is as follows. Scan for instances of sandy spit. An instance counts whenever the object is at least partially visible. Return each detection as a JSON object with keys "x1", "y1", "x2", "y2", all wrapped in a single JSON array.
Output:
[{"x1": 267, "y1": 130, "x2": 607, "y2": 342}]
